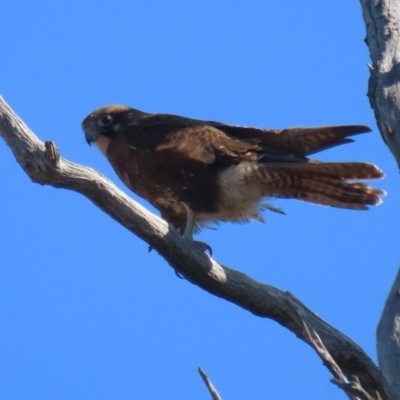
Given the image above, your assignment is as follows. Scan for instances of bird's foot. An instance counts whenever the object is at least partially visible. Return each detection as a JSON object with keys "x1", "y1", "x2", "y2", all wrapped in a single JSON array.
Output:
[
  {"x1": 187, "y1": 239, "x2": 213, "y2": 257},
  {"x1": 174, "y1": 269, "x2": 186, "y2": 279},
  {"x1": 182, "y1": 209, "x2": 212, "y2": 256},
  {"x1": 148, "y1": 239, "x2": 211, "y2": 256}
]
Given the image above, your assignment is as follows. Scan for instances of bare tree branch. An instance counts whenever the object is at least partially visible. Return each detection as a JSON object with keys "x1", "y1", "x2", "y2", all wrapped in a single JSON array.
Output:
[
  {"x1": 377, "y1": 267, "x2": 400, "y2": 397},
  {"x1": 0, "y1": 96, "x2": 394, "y2": 399},
  {"x1": 360, "y1": 1, "x2": 400, "y2": 398},
  {"x1": 198, "y1": 368, "x2": 223, "y2": 400},
  {"x1": 360, "y1": 0, "x2": 400, "y2": 167}
]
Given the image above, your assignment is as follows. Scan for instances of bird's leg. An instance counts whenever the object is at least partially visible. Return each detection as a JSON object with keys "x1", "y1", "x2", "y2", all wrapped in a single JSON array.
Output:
[
  {"x1": 183, "y1": 209, "x2": 212, "y2": 256},
  {"x1": 183, "y1": 209, "x2": 196, "y2": 241}
]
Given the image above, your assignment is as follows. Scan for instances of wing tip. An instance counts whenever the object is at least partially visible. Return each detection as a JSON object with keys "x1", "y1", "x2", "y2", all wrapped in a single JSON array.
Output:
[{"x1": 345, "y1": 125, "x2": 372, "y2": 134}]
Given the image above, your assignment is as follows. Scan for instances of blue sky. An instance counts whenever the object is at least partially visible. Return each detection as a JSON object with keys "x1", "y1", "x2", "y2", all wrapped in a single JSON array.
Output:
[{"x1": 0, "y1": 1, "x2": 398, "y2": 399}]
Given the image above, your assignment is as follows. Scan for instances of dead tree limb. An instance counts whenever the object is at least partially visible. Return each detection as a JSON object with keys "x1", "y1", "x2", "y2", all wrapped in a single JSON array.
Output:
[
  {"x1": 0, "y1": 96, "x2": 394, "y2": 399},
  {"x1": 361, "y1": 0, "x2": 400, "y2": 167},
  {"x1": 198, "y1": 368, "x2": 223, "y2": 400},
  {"x1": 376, "y1": 267, "x2": 400, "y2": 398},
  {"x1": 360, "y1": 1, "x2": 400, "y2": 397}
]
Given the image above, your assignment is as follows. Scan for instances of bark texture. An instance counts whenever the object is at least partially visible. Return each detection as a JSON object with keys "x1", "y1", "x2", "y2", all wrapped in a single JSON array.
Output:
[
  {"x1": 360, "y1": 1, "x2": 400, "y2": 397},
  {"x1": 361, "y1": 0, "x2": 400, "y2": 167},
  {"x1": 377, "y1": 268, "x2": 400, "y2": 397}
]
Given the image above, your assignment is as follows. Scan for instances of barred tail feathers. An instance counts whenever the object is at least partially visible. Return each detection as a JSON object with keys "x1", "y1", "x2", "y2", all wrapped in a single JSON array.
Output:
[{"x1": 260, "y1": 162, "x2": 385, "y2": 210}]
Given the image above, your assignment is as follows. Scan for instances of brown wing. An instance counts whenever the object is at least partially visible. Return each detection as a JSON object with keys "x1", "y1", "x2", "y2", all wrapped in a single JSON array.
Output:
[
  {"x1": 215, "y1": 124, "x2": 371, "y2": 157},
  {"x1": 151, "y1": 123, "x2": 373, "y2": 165},
  {"x1": 116, "y1": 112, "x2": 372, "y2": 165},
  {"x1": 155, "y1": 125, "x2": 262, "y2": 164},
  {"x1": 117, "y1": 113, "x2": 262, "y2": 164}
]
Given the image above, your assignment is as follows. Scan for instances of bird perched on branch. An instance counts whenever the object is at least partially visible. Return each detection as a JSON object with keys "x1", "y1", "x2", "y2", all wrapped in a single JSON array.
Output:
[{"x1": 82, "y1": 105, "x2": 385, "y2": 252}]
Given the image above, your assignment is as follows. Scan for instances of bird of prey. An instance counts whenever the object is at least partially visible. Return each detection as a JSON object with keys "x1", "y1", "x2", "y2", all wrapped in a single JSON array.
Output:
[{"x1": 82, "y1": 105, "x2": 385, "y2": 250}]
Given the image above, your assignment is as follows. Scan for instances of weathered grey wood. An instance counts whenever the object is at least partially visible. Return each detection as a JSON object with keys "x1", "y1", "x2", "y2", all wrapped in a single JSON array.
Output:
[
  {"x1": 198, "y1": 368, "x2": 223, "y2": 400},
  {"x1": 377, "y1": 268, "x2": 400, "y2": 397},
  {"x1": 360, "y1": 1, "x2": 400, "y2": 398},
  {"x1": 361, "y1": 0, "x2": 400, "y2": 167},
  {"x1": 0, "y1": 96, "x2": 394, "y2": 399}
]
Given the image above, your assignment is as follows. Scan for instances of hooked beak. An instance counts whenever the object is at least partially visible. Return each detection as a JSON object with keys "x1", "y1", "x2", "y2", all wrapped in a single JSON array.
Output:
[
  {"x1": 82, "y1": 120, "x2": 99, "y2": 145},
  {"x1": 83, "y1": 126, "x2": 98, "y2": 146}
]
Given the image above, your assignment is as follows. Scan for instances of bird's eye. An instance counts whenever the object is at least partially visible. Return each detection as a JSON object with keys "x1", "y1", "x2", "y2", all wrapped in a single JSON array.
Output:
[{"x1": 97, "y1": 115, "x2": 114, "y2": 127}]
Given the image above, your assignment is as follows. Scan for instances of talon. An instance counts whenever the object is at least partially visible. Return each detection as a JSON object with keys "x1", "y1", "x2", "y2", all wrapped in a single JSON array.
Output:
[
  {"x1": 190, "y1": 239, "x2": 213, "y2": 256},
  {"x1": 174, "y1": 269, "x2": 186, "y2": 279}
]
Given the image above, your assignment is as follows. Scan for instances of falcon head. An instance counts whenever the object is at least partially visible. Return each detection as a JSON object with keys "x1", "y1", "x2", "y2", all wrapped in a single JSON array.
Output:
[{"x1": 82, "y1": 105, "x2": 146, "y2": 145}]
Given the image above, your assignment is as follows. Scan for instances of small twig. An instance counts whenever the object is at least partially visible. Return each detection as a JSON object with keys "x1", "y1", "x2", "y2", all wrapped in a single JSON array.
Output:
[
  {"x1": 198, "y1": 367, "x2": 222, "y2": 400},
  {"x1": 302, "y1": 321, "x2": 358, "y2": 400},
  {"x1": 286, "y1": 298, "x2": 380, "y2": 400},
  {"x1": 332, "y1": 375, "x2": 382, "y2": 400}
]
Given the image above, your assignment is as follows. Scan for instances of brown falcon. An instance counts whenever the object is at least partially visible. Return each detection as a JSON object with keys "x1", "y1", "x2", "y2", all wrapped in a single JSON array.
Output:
[{"x1": 82, "y1": 105, "x2": 385, "y2": 250}]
